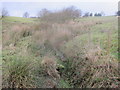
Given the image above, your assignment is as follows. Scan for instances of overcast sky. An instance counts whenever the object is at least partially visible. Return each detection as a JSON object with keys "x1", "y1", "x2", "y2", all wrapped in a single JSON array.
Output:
[{"x1": 1, "y1": 0, "x2": 119, "y2": 17}]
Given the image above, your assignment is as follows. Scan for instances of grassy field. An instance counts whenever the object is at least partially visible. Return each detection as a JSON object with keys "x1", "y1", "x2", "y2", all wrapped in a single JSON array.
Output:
[
  {"x1": 2, "y1": 16, "x2": 119, "y2": 88},
  {"x1": 2, "y1": 16, "x2": 38, "y2": 23},
  {"x1": 78, "y1": 16, "x2": 118, "y2": 58}
]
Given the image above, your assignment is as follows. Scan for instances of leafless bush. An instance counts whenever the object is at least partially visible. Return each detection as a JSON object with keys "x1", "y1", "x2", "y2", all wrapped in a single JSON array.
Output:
[
  {"x1": 49, "y1": 30, "x2": 73, "y2": 49},
  {"x1": 2, "y1": 8, "x2": 9, "y2": 18},
  {"x1": 41, "y1": 55, "x2": 60, "y2": 80},
  {"x1": 37, "y1": 8, "x2": 51, "y2": 18},
  {"x1": 3, "y1": 24, "x2": 33, "y2": 47},
  {"x1": 39, "y1": 6, "x2": 81, "y2": 23}
]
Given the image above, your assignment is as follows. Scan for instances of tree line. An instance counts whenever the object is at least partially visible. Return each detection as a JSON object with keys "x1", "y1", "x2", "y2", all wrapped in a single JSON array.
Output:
[{"x1": 1, "y1": 6, "x2": 120, "y2": 18}]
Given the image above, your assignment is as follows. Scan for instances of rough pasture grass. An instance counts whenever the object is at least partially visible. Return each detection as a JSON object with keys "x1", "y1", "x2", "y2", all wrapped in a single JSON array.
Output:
[
  {"x1": 75, "y1": 16, "x2": 118, "y2": 60},
  {"x1": 2, "y1": 16, "x2": 119, "y2": 88}
]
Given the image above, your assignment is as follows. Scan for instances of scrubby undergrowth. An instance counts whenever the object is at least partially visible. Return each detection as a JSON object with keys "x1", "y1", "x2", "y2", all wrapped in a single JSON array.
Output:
[{"x1": 2, "y1": 16, "x2": 119, "y2": 88}]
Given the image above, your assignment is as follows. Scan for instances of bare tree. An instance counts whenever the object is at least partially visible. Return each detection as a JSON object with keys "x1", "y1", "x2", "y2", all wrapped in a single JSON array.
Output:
[
  {"x1": 38, "y1": 6, "x2": 82, "y2": 23},
  {"x1": 2, "y1": 8, "x2": 9, "y2": 18},
  {"x1": 62, "y1": 6, "x2": 82, "y2": 19},
  {"x1": 23, "y1": 12, "x2": 29, "y2": 18},
  {"x1": 37, "y1": 8, "x2": 50, "y2": 18}
]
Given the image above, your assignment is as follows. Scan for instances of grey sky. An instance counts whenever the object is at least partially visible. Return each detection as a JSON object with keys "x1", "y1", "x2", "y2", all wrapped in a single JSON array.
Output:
[{"x1": 2, "y1": 2, "x2": 118, "y2": 17}]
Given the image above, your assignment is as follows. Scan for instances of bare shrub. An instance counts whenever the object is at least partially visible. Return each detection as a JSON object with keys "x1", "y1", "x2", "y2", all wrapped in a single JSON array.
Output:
[
  {"x1": 32, "y1": 23, "x2": 74, "y2": 50},
  {"x1": 49, "y1": 30, "x2": 73, "y2": 49},
  {"x1": 39, "y1": 22, "x2": 52, "y2": 30},
  {"x1": 10, "y1": 25, "x2": 32, "y2": 44},
  {"x1": 39, "y1": 6, "x2": 81, "y2": 23},
  {"x1": 37, "y1": 8, "x2": 51, "y2": 18},
  {"x1": 32, "y1": 30, "x2": 47, "y2": 45},
  {"x1": 32, "y1": 22, "x2": 53, "y2": 32},
  {"x1": 32, "y1": 29, "x2": 53, "y2": 46},
  {"x1": 41, "y1": 56, "x2": 60, "y2": 80}
]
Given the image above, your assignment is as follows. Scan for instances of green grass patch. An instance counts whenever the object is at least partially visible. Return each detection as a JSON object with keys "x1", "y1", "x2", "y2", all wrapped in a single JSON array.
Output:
[{"x1": 2, "y1": 16, "x2": 38, "y2": 23}]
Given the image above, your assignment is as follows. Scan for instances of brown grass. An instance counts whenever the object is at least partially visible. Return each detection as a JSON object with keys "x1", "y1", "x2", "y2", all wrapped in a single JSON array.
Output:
[
  {"x1": 3, "y1": 24, "x2": 33, "y2": 47},
  {"x1": 3, "y1": 16, "x2": 119, "y2": 88},
  {"x1": 41, "y1": 56, "x2": 60, "y2": 80},
  {"x1": 70, "y1": 46, "x2": 119, "y2": 88}
]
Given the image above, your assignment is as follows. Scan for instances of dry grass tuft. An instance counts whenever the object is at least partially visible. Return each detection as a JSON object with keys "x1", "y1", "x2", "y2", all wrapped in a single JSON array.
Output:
[
  {"x1": 2, "y1": 55, "x2": 35, "y2": 88},
  {"x1": 41, "y1": 56, "x2": 60, "y2": 80}
]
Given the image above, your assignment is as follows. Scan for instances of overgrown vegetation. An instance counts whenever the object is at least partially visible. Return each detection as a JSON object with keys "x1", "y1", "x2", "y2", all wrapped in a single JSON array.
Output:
[
  {"x1": 38, "y1": 6, "x2": 81, "y2": 23},
  {"x1": 2, "y1": 6, "x2": 119, "y2": 88}
]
